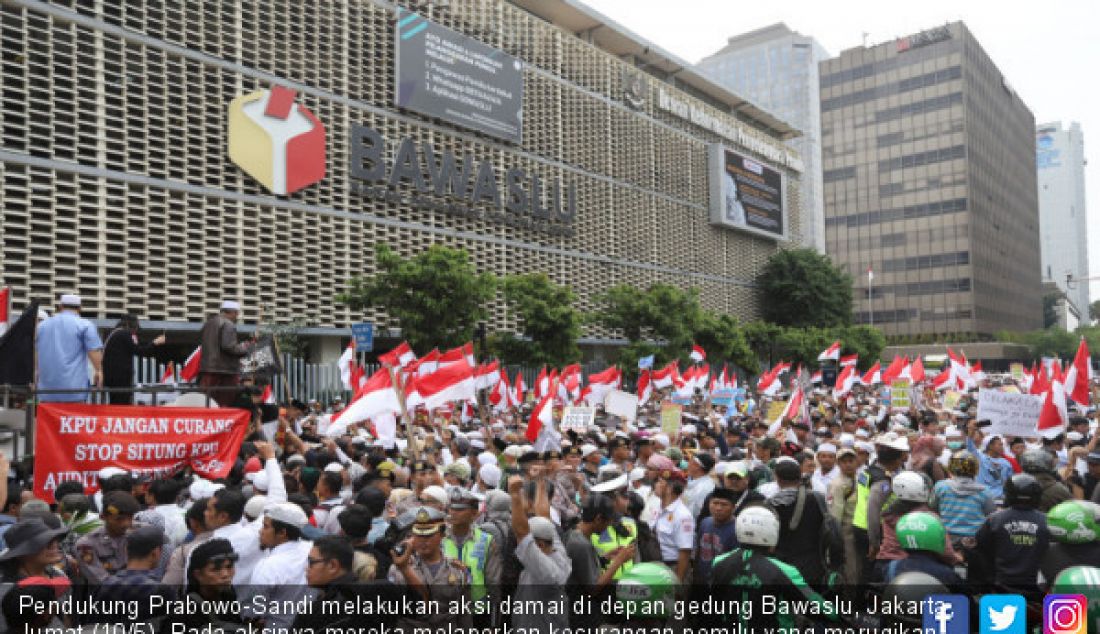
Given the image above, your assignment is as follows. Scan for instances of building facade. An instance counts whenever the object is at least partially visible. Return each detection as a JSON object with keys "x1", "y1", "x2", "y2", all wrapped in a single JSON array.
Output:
[
  {"x1": 0, "y1": 0, "x2": 802, "y2": 360},
  {"x1": 820, "y1": 22, "x2": 1042, "y2": 338},
  {"x1": 1036, "y1": 122, "x2": 1089, "y2": 329},
  {"x1": 698, "y1": 23, "x2": 829, "y2": 252}
]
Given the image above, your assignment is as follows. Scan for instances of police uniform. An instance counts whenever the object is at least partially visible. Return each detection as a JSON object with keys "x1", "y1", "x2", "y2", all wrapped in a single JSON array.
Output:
[
  {"x1": 75, "y1": 492, "x2": 140, "y2": 583},
  {"x1": 389, "y1": 507, "x2": 473, "y2": 632}
]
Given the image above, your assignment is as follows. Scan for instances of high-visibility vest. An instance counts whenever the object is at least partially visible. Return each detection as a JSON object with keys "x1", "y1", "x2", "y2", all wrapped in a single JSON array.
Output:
[
  {"x1": 443, "y1": 527, "x2": 493, "y2": 602},
  {"x1": 852, "y1": 464, "x2": 888, "y2": 530},
  {"x1": 591, "y1": 517, "x2": 637, "y2": 579}
]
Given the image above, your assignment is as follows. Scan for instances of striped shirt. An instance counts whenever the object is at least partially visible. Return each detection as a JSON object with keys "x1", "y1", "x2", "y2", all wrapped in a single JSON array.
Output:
[{"x1": 931, "y1": 478, "x2": 992, "y2": 538}]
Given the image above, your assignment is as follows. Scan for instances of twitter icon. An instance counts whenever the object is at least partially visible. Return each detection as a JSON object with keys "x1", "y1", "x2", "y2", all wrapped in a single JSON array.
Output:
[{"x1": 981, "y1": 594, "x2": 1026, "y2": 634}]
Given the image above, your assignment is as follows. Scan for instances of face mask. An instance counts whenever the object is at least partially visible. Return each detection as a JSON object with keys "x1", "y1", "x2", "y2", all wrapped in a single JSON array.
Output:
[{"x1": 947, "y1": 441, "x2": 964, "y2": 450}]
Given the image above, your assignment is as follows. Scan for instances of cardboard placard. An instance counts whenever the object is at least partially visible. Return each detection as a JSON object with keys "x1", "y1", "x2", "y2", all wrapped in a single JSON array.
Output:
[
  {"x1": 765, "y1": 400, "x2": 788, "y2": 422},
  {"x1": 604, "y1": 390, "x2": 639, "y2": 422},
  {"x1": 943, "y1": 390, "x2": 963, "y2": 411},
  {"x1": 560, "y1": 406, "x2": 595, "y2": 433},
  {"x1": 891, "y1": 380, "x2": 911, "y2": 409},
  {"x1": 1010, "y1": 363, "x2": 1025, "y2": 382},
  {"x1": 660, "y1": 402, "x2": 683, "y2": 436},
  {"x1": 975, "y1": 388, "x2": 1042, "y2": 437}
]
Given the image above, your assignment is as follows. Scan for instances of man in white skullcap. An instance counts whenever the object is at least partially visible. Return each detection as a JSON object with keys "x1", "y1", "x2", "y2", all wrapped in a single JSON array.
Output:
[
  {"x1": 811, "y1": 443, "x2": 839, "y2": 495},
  {"x1": 37, "y1": 293, "x2": 104, "y2": 402},
  {"x1": 197, "y1": 299, "x2": 252, "y2": 406},
  {"x1": 246, "y1": 502, "x2": 313, "y2": 630}
]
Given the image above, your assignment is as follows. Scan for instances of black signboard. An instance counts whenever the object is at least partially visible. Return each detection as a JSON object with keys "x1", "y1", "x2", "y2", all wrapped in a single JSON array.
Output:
[
  {"x1": 394, "y1": 12, "x2": 524, "y2": 144},
  {"x1": 708, "y1": 144, "x2": 787, "y2": 240}
]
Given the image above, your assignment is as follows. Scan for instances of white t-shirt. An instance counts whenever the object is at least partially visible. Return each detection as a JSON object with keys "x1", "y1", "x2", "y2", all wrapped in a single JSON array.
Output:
[{"x1": 652, "y1": 498, "x2": 694, "y2": 561}]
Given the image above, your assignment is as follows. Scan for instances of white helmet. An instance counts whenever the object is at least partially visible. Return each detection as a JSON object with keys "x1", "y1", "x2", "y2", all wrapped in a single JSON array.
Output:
[
  {"x1": 892, "y1": 470, "x2": 931, "y2": 503},
  {"x1": 735, "y1": 506, "x2": 780, "y2": 548}
]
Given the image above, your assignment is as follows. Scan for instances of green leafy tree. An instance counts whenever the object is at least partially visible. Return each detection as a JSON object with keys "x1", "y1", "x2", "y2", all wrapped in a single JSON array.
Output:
[
  {"x1": 758, "y1": 248, "x2": 854, "y2": 328},
  {"x1": 834, "y1": 325, "x2": 887, "y2": 369},
  {"x1": 336, "y1": 245, "x2": 496, "y2": 353},
  {"x1": 694, "y1": 312, "x2": 758, "y2": 374},
  {"x1": 997, "y1": 328, "x2": 1077, "y2": 359},
  {"x1": 490, "y1": 273, "x2": 582, "y2": 367},
  {"x1": 1090, "y1": 300, "x2": 1100, "y2": 323},
  {"x1": 742, "y1": 321, "x2": 784, "y2": 368},
  {"x1": 596, "y1": 283, "x2": 704, "y2": 371}
]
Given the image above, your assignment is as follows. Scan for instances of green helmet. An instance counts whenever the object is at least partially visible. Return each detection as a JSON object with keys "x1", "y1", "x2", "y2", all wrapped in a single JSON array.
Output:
[
  {"x1": 1048, "y1": 501, "x2": 1100, "y2": 544},
  {"x1": 1051, "y1": 566, "x2": 1100, "y2": 632},
  {"x1": 615, "y1": 562, "x2": 677, "y2": 620},
  {"x1": 895, "y1": 511, "x2": 946, "y2": 555}
]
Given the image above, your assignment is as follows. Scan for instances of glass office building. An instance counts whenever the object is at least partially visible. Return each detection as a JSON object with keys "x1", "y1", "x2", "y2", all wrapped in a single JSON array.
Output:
[{"x1": 1037, "y1": 121, "x2": 1090, "y2": 328}]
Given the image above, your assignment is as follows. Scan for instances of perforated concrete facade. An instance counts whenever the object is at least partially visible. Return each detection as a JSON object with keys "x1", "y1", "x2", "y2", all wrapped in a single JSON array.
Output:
[{"x1": 0, "y1": 0, "x2": 800, "y2": 339}]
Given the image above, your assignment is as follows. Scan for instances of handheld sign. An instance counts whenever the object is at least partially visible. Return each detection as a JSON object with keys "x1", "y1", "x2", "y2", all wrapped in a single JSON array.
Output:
[
  {"x1": 560, "y1": 406, "x2": 596, "y2": 433},
  {"x1": 604, "y1": 390, "x2": 639, "y2": 422},
  {"x1": 975, "y1": 388, "x2": 1042, "y2": 437},
  {"x1": 891, "y1": 380, "x2": 911, "y2": 409},
  {"x1": 660, "y1": 402, "x2": 682, "y2": 436}
]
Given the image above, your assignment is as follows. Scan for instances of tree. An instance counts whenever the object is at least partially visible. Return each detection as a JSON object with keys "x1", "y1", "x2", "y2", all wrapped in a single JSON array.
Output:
[
  {"x1": 694, "y1": 312, "x2": 758, "y2": 374},
  {"x1": 1090, "y1": 300, "x2": 1100, "y2": 323},
  {"x1": 336, "y1": 245, "x2": 496, "y2": 353},
  {"x1": 758, "y1": 248, "x2": 853, "y2": 328},
  {"x1": 595, "y1": 283, "x2": 704, "y2": 371},
  {"x1": 490, "y1": 273, "x2": 582, "y2": 367}
]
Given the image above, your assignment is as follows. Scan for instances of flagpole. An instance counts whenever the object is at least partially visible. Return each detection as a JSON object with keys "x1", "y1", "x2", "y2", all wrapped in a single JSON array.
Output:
[
  {"x1": 868, "y1": 267, "x2": 874, "y2": 328},
  {"x1": 390, "y1": 367, "x2": 416, "y2": 465}
]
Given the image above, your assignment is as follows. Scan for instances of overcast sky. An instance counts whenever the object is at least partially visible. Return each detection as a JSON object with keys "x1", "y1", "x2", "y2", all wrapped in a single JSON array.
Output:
[{"x1": 583, "y1": 0, "x2": 1100, "y2": 299}]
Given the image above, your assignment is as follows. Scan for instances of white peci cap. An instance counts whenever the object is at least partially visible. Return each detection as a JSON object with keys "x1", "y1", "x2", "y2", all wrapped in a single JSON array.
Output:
[
  {"x1": 220, "y1": 300, "x2": 241, "y2": 311},
  {"x1": 265, "y1": 501, "x2": 309, "y2": 528},
  {"x1": 59, "y1": 294, "x2": 81, "y2": 307}
]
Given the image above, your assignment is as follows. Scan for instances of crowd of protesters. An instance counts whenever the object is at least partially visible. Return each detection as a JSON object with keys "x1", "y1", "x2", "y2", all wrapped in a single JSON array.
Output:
[{"x1": 1, "y1": 296, "x2": 1099, "y2": 632}]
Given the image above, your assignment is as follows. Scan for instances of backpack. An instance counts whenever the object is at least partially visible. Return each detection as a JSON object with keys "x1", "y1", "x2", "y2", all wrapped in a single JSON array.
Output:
[
  {"x1": 633, "y1": 521, "x2": 663, "y2": 563},
  {"x1": 783, "y1": 484, "x2": 843, "y2": 575},
  {"x1": 479, "y1": 516, "x2": 522, "y2": 589}
]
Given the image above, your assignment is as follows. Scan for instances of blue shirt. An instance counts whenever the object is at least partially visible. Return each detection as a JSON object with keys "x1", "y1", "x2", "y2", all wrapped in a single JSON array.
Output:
[
  {"x1": 968, "y1": 437, "x2": 1013, "y2": 500},
  {"x1": 694, "y1": 515, "x2": 738, "y2": 584},
  {"x1": 37, "y1": 311, "x2": 102, "y2": 402}
]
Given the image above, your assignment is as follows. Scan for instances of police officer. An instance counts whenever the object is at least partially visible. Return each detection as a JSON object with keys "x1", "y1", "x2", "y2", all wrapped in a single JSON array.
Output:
[
  {"x1": 76, "y1": 490, "x2": 140, "y2": 583},
  {"x1": 590, "y1": 471, "x2": 637, "y2": 581},
  {"x1": 389, "y1": 506, "x2": 473, "y2": 631},
  {"x1": 444, "y1": 488, "x2": 500, "y2": 626}
]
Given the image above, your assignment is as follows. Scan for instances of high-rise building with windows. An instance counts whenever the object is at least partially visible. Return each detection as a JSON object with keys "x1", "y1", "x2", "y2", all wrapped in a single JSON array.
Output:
[
  {"x1": 699, "y1": 24, "x2": 829, "y2": 252},
  {"x1": 820, "y1": 22, "x2": 1042, "y2": 337},
  {"x1": 1037, "y1": 121, "x2": 1089, "y2": 328}
]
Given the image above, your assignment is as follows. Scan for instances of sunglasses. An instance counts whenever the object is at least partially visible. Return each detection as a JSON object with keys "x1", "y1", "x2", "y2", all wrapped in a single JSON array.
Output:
[{"x1": 206, "y1": 554, "x2": 238, "y2": 571}]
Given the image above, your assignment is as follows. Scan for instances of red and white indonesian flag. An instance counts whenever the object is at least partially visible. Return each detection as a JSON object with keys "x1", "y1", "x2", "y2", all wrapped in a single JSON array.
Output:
[
  {"x1": 817, "y1": 341, "x2": 841, "y2": 362},
  {"x1": 834, "y1": 364, "x2": 859, "y2": 398},
  {"x1": 179, "y1": 346, "x2": 202, "y2": 383},
  {"x1": 690, "y1": 344, "x2": 706, "y2": 363},
  {"x1": 861, "y1": 361, "x2": 882, "y2": 386},
  {"x1": 811, "y1": 369, "x2": 823, "y2": 384},
  {"x1": 439, "y1": 343, "x2": 475, "y2": 369},
  {"x1": 1065, "y1": 337, "x2": 1093, "y2": 405},
  {"x1": 159, "y1": 362, "x2": 176, "y2": 385},
  {"x1": 512, "y1": 371, "x2": 527, "y2": 406},
  {"x1": 378, "y1": 341, "x2": 416, "y2": 368},
  {"x1": 474, "y1": 361, "x2": 501, "y2": 391},
  {"x1": 489, "y1": 372, "x2": 513, "y2": 411},
  {"x1": 584, "y1": 366, "x2": 621, "y2": 406},
  {"x1": 0, "y1": 286, "x2": 9, "y2": 337},
  {"x1": 909, "y1": 357, "x2": 926, "y2": 384},
  {"x1": 405, "y1": 357, "x2": 476, "y2": 412},
  {"x1": 676, "y1": 364, "x2": 709, "y2": 397},
  {"x1": 1038, "y1": 378, "x2": 1070, "y2": 439},
  {"x1": 756, "y1": 362, "x2": 789, "y2": 397},
  {"x1": 525, "y1": 396, "x2": 554, "y2": 442},
  {"x1": 947, "y1": 348, "x2": 973, "y2": 389},
  {"x1": 712, "y1": 364, "x2": 733, "y2": 392},
  {"x1": 651, "y1": 361, "x2": 680, "y2": 390},
  {"x1": 330, "y1": 368, "x2": 402, "y2": 434},
  {"x1": 771, "y1": 388, "x2": 805, "y2": 425},
  {"x1": 338, "y1": 341, "x2": 357, "y2": 391},
  {"x1": 839, "y1": 354, "x2": 859, "y2": 368},
  {"x1": 559, "y1": 365, "x2": 582, "y2": 403},
  {"x1": 407, "y1": 348, "x2": 440, "y2": 378},
  {"x1": 637, "y1": 370, "x2": 653, "y2": 405},
  {"x1": 261, "y1": 384, "x2": 276, "y2": 404},
  {"x1": 880, "y1": 356, "x2": 907, "y2": 384},
  {"x1": 969, "y1": 361, "x2": 986, "y2": 383},
  {"x1": 535, "y1": 367, "x2": 549, "y2": 399}
]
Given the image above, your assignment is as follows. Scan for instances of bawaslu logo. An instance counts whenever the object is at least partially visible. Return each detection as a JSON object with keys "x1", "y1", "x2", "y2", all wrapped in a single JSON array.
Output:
[{"x1": 227, "y1": 86, "x2": 326, "y2": 195}]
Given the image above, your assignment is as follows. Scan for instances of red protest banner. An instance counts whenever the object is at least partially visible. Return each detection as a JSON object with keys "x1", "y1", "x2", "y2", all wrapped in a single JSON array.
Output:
[{"x1": 33, "y1": 403, "x2": 251, "y2": 503}]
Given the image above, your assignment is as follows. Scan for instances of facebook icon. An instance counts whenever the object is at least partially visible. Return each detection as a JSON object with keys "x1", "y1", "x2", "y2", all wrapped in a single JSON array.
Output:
[{"x1": 923, "y1": 595, "x2": 969, "y2": 634}]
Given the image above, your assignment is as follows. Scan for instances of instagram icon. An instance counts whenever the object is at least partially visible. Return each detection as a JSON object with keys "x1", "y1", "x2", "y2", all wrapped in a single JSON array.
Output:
[{"x1": 1044, "y1": 595, "x2": 1087, "y2": 634}]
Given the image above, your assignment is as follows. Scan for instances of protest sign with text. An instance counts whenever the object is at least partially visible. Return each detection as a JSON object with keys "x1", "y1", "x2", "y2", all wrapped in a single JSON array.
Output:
[
  {"x1": 660, "y1": 402, "x2": 682, "y2": 436},
  {"x1": 975, "y1": 388, "x2": 1042, "y2": 438},
  {"x1": 891, "y1": 380, "x2": 911, "y2": 410},
  {"x1": 34, "y1": 403, "x2": 251, "y2": 503},
  {"x1": 560, "y1": 406, "x2": 596, "y2": 433}
]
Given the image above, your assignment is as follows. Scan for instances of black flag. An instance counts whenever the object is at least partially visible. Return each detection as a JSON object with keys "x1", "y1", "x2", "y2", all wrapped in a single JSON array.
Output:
[
  {"x1": 0, "y1": 301, "x2": 39, "y2": 385},
  {"x1": 239, "y1": 334, "x2": 283, "y2": 380}
]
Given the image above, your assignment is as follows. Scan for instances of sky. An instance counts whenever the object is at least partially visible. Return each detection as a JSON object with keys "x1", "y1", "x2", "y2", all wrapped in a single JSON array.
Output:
[{"x1": 583, "y1": 0, "x2": 1100, "y2": 299}]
